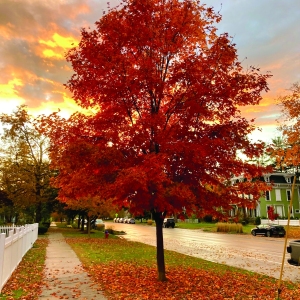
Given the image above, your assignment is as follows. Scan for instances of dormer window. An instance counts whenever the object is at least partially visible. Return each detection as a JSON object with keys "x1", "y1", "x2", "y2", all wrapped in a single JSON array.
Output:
[
  {"x1": 264, "y1": 176, "x2": 270, "y2": 183},
  {"x1": 286, "y1": 177, "x2": 291, "y2": 183}
]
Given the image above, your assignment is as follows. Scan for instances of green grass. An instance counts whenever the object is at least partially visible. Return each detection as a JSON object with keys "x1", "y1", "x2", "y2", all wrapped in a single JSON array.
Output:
[
  {"x1": 175, "y1": 221, "x2": 218, "y2": 231},
  {"x1": 67, "y1": 236, "x2": 253, "y2": 275},
  {"x1": 173, "y1": 221, "x2": 255, "y2": 234},
  {"x1": 62, "y1": 227, "x2": 298, "y2": 299}
]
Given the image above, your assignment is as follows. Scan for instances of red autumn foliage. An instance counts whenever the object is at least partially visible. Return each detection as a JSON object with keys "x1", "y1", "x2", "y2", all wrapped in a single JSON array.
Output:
[
  {"x1": 40, "y1": 0, "x2": 272, "y2": 281},
  {"x1": 89, "y1": 262, "x2": 299, "y2": 300},
  {"x1": 267, "y1": 206, "x2": 279, "y2": 221}
]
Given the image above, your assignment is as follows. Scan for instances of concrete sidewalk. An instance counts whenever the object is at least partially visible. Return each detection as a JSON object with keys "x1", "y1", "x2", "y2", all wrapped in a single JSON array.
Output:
[{"x1": 39, "y1": 224, "x2": 107, "y2": 300}]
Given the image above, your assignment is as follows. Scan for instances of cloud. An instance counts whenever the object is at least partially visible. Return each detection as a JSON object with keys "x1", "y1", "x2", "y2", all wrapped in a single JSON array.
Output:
[
  {"x1": 0, "y1": 0, "x2": 299, "y2": 142},
  {"x1": 0, "y1": 0, "x2": 124, "y2": 115}
]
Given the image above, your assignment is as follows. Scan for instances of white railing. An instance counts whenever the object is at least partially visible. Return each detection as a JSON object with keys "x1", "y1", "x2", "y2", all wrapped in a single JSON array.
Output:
[
  {"x1": 0, "y1": 223, "x2": 39, "y2": 292},
  {"x1": 177, "y1": 219, "x2": 199, "y2": 223},
  {"x1": 261, "y1": 219, "x2": 300, "y2": 226}
]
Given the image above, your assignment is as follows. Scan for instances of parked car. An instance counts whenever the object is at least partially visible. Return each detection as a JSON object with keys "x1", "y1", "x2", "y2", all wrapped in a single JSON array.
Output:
[
  {"x1": 114, "y1": 218, "x2": 118, "y2": 223},
  {"x1": 251, "y1": 224, "x2": 285, "y2": 237},
  {"x1": 163, "y1": 218, "x2": 175, "y2": 228},
  {"x1": 91, "y1": 219, "x2": 105, "y2": 230},
  {"x1": 128, "y1": 218, "x2": 135, "y2": 224},
  {"x1": 118, "y1": 218, "x2": 124, "y2": 223}
]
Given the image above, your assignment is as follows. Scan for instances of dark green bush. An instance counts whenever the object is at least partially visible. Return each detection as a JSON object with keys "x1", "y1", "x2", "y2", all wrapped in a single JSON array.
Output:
[
  {"x1": 203, "y1": 215, "x2": 213, "y2": 223},
  {"x1": 38, "y1": 226, "x2": 48, "y2": 235},
  {"x1": 254, "y1": 216, "x2": 261, "y2": 225}
]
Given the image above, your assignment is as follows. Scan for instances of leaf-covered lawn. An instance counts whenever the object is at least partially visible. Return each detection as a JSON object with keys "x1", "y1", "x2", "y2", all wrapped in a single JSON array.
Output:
[
  {"x1": 287, "y1": 227, "x2": 300, "y2": 239},
  {"x1": 66, "y1": 237, "x2": 300, "y2": 300},
  {"x1": 1, "y1": 228, "x2": 299, "y2": 299},
  {"x1": 0, "y1": 238, "x2": 48, "y2": 300}
]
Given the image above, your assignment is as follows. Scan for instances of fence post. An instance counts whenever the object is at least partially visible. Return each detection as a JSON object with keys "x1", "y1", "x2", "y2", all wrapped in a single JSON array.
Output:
[{"x1": 0, "y1": 233, "x2": 6, "y2": 293}]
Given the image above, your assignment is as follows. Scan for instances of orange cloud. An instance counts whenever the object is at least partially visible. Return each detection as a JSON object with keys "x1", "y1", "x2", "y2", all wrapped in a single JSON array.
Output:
[
  {"x1": 0, "y1": 78, "x2": 26, "y2": 112},
  {"x1": 39, "y1": 33, "x2": 78, "y2": 59}
]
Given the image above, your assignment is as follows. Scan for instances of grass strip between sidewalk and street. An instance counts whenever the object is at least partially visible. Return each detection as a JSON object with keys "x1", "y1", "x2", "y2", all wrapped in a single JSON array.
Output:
[{"x1": 60, "y1": 226, "x2": 299, "y2": 299}]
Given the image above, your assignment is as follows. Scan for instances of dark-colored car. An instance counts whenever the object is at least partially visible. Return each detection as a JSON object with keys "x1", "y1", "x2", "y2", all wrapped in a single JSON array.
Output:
[
  {"x1": 251, "y1": 224, "x2": 285, "y2": 237},
  {"x1": 163, "y1": 218, "x2": 175, "y2": 228}
]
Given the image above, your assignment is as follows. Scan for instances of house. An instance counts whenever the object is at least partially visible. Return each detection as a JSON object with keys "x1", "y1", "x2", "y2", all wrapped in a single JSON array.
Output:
[
  {"x1": 229, "y1": 173, "x2": 300, "y2": 219},
  {"x1": 259, "y1": 173, "x2": 300, "y2": 219}
]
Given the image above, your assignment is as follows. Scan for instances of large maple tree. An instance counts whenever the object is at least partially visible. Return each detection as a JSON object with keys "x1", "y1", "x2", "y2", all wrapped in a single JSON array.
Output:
[{"x1": 43, "y1": 0, "x2": 271, "y2": 281}]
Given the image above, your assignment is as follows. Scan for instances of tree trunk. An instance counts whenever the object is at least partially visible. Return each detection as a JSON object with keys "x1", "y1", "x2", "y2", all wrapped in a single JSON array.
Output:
[
  {"x1": 87, "y1": 215, "x2": 91, "y2": 237},
  {"x1": 35, "y1": 200, "x2": 42, "y2": 223},
  {"x1": 80, "y1": 215, "x2": 85, "y2": 231},
  {"x1": 153, "y1": 212, "x2": 167, "y2": 281}
]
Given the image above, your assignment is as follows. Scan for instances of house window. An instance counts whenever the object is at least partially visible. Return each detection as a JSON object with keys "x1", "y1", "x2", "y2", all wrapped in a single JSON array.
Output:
[
  {"x1": 264, "y1": 176, "x2": 270, "y2": 182},
  {"x1": 265, "y1": 191, "x2": 271, "y2": 201},
  {"x1": 286, "y1": 177, "x2": 291, "y2": 183},
  {"x1": 275, "y1": 189, "x2": 281, "y2": 201},
  {"x1": 275, "y1": 205, "x2": 284, "y2": 217},
  {"x1": 295, "y1": 209, "x2": 300, "y2": 214},
  {"x1": 286, "y1": 190, "x2": 292, "y2": 201}
]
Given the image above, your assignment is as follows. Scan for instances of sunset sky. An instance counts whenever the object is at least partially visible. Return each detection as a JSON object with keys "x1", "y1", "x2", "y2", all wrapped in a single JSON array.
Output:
[{"x1": 0, "y1": 0, "x2": 299, "y2": 143}]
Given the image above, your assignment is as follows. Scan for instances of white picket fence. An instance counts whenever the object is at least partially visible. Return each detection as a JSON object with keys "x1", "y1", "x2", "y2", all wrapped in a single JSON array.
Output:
[
  {"x1": 177, "y1": 219, "x2": 199, "y2": 223},
  {"x1": 0, "y1": 223, "x2": 39, "y2": 292},
  {"x1": 261, "y1": 219, "x2": 300, "y2": 226}
]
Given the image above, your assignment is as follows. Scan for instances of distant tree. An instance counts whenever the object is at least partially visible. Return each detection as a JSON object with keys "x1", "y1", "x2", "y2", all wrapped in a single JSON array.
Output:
[
  {"x1": 0, "y1": 190, "x2": 15, "y2": 223},
  {"x1": 42, "y1": 0, "x2": 271, "y2": 281},
  {"x1": 0, "y1": 106, "x2": 53, "y2": 223},
  {"x1": 264, "y1": 136, "x2": 287, "y2": 172},
  {"x1": 276, "y1": 83, "x2": 300, "y2": 171}
]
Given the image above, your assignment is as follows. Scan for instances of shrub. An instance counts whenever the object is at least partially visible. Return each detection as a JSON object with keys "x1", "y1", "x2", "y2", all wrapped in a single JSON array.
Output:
[
  {"x1": 246, "y1": 217, "x2": 256, "y2": 225},
  {"x1": 94, "y1": 224, "x2": 105, "y2": 231},
  {"x1": 203, "y1": 215, "x2": 213, "y2": 223},
  {"x1": 72, "y1": 223, "x2": 78, "y2": 229},
  {"x1": 38, "y1": 226, "x2": 48, "y2": 235},
  {"x1": 254, "y1": 216, "x2": 261, "y2": 225},
  {"x1": 42, "y1": 222, "x2": 51, "y2": 228},
  {"x1": 216, "y1": 222, "x2": 243, "y2": 233},
  {"x1": 147, "y1": 219, "x2": 153, "y2": 225},
  {"x1": 105, "y1": 226, "x2": 114, "y2": 234}
]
